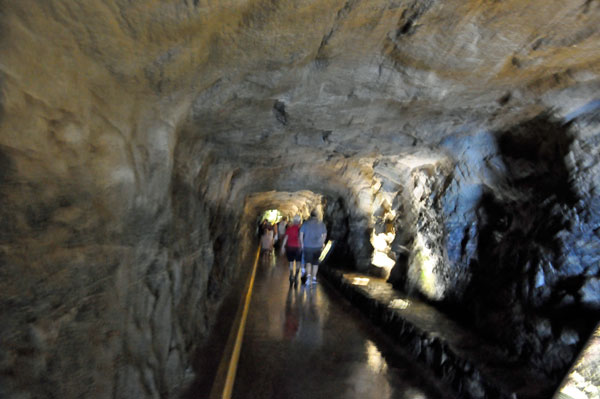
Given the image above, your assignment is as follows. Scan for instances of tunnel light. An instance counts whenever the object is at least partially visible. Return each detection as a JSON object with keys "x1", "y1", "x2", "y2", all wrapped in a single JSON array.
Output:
[
  {"x1": 389, "y1": 298, "x2": 410, "y2": 309},
  {"x1": 352, "y1": 277, "x2": 370, "y2": 286},
  {"x1": 371, "y1": 232, "x2": 394, "y2": 252},
  {"x1": 419, "y1": 251, "x2": 438, "y2": 295},
  {"x1": 409, "y1": 233, "x2": 445, "y2": 300},
  {"x1": 319, "y1": 240, "x2": 333, "y2": 263},
  {"x1": 370, "y1": 231, "x2": 397, "y2": 278},
  {"x1": 371, "y1": 251, "x2": 396, "y2": 269},
  {"x1": 262, "y1": 209, "x2": 281, "y2": 224}
]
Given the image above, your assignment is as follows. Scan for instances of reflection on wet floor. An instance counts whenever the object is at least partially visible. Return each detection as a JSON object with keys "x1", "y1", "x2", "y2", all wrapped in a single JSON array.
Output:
[{"x1": 232, "y1": 253, "x2": 453, "y2": 399}]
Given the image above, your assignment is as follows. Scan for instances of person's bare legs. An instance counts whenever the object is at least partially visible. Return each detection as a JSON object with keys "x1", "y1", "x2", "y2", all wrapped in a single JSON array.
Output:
[
  {"x1": 294, "y1": 261, "x2": 301, "y2": 282},
  {"x1": 305, "y1": 262, "x2": 313, "y2": 285},
  {"x1": 288, "y1": 261, "x2": 295, "y2": 282}
]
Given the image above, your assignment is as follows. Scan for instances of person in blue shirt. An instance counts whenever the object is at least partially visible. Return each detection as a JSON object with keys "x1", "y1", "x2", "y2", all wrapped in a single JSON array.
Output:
[{"x1": 299, "y1": 210, "x2": 327, "y2": 285}]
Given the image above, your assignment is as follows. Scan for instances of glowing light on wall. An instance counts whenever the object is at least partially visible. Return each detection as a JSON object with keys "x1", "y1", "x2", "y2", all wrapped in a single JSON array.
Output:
[
  {"x1": 352, "y1": 277, "x2": 370, "y2": 286},
  {"x1": 371, "y1": 232, "x2": 392, "y2": 251},
  {"x1": 372, "y1": 252, "x2": 396, "y2": 269},
  {"x1": 409, "y1": 233, "x2": 445, "y2": 300},
  {"x1": 370, "y1": 231, "x2": 396, "y2": 277},
  {"x1": 389, "y1": 298, "x2": 410, "y2": 309}
]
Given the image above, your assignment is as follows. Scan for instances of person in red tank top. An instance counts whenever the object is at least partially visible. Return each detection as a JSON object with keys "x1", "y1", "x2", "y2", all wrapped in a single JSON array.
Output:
[{"x1": 280, "y1": 215, "x2": 302, "y2": 285}]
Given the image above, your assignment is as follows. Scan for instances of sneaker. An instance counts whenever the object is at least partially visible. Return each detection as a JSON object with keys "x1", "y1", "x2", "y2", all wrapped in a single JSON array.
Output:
[
  {"x1": 305, "y1": 274, "x2": 311, "y2": 285},
  {"x1": 312, "y1": 277, "x2": 317, "y2": 284}
]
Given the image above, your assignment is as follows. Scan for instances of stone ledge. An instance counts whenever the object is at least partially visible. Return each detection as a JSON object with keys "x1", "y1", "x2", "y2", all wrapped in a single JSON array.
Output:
[{"x1": 319, "y1": 265, "x2": 557, "y2": 399}]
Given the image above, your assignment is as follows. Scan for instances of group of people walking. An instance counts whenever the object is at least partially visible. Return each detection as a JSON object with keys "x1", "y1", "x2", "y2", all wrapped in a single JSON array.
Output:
[{"x1": 260, "y1": 210, "x2": 327, "y2": 286}]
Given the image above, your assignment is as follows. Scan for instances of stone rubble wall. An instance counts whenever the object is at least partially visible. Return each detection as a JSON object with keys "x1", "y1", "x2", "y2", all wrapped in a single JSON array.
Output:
[{"x1": 386, "y1": 111, "x2": 600, "y2": 378}]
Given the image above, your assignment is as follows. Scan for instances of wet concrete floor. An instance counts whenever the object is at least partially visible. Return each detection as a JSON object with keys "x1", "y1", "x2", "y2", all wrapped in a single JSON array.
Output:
[{"x1": 232, "y1": 253, "x2": 454, "y2": 399}]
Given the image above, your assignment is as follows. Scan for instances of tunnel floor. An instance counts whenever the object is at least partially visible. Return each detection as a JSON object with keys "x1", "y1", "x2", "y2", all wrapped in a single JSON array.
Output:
[{"x1": 231, "y1": 252, "x2": 454, "y2": 399}]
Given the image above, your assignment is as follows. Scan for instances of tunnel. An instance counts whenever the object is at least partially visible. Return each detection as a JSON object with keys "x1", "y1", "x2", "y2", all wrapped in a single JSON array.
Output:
[{"x1": 0, "y1": 1, "x2": 599, "y2": 398}]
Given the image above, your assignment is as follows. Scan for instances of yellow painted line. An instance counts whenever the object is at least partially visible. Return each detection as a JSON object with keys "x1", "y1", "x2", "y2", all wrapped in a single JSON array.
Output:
[{"x1": 209, "y1": 246, "x2": 261, "y2": 399}]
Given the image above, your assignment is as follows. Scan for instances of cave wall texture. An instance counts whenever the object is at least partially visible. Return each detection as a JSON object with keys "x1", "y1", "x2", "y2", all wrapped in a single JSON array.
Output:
[{"x1": 0, "y1": 0, "x2": 599, "y2": 397}]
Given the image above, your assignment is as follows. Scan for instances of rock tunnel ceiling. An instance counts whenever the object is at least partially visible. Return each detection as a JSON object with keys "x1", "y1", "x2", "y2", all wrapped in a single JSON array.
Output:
[{"x1": 1, "y1": 0, "x2": 600, "y2": 398}]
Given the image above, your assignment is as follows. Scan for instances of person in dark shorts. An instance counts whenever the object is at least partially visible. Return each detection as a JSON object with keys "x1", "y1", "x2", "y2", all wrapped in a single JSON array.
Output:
[
  {"x1": 300, "y1": 210, "x2": 327, "y2": 285},
  {"x1": 280, "y1": 215, "x2": 302, "y2": 285}
]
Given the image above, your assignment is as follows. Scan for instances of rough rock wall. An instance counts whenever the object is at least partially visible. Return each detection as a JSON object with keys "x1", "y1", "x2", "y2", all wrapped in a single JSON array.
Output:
[
  {"x1": 0, "y1": 114, "x2": 187, "y2": 399},
  {"x1": 456, "y1": 112, "x2": 600, "y2": 378},
  {"x1": 0, "y1": 119, "x2": 253, "y2": 398},
  {"x1": 0, "y1": 2, "x2": 239, "y2": 396},
  {"x1": 387, "y1": 109, "x2": 600, "y2": 378}
]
